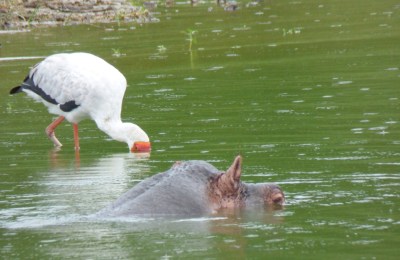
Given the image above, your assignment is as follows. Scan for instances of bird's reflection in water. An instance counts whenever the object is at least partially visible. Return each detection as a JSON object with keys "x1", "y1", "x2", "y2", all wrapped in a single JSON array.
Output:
[
  {"x1": 43, "y1": 151, "x2": 152, "y2": 215},
  {"x1": 4, "y1": 151, "x2": 152, "y2": 229}
]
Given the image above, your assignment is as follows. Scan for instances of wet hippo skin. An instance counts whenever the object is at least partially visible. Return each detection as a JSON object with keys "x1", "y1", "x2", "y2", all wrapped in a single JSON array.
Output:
[{"x1": 98, "y1": 156, "x2": 285, "y2": 217}]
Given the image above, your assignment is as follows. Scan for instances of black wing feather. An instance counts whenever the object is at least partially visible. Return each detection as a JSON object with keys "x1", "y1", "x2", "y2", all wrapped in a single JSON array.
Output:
[{"x1": 10, "y1": 73, "x2": 80, "y2": 112}]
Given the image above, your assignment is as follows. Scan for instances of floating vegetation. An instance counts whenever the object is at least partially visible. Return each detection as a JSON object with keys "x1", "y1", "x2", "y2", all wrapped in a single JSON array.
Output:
[
  {"x1": 233, "y1": 25, "x2": 250, "y2": 31},
  {"x1": 282, "y1": 27, "x2": 302, "y2": 36},
  {"x1": 157, "y1": 45, "x2": 167, "y2": 53}
]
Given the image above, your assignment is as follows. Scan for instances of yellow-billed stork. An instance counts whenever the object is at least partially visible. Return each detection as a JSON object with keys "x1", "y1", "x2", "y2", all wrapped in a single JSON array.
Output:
[{"x1": 10, "y1": 52, "x2": 151, "y2": 153}]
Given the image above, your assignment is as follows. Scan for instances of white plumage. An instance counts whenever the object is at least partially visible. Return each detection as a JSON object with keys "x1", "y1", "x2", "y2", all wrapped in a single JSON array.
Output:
[{"x1": 10, "y1": 52, "x2": 151, "y2": 153}]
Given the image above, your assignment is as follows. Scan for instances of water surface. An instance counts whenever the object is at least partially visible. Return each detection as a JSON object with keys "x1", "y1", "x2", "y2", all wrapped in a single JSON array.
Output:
[{"x1": 1, "y1": 1, "x2": 399, "y2": 259}]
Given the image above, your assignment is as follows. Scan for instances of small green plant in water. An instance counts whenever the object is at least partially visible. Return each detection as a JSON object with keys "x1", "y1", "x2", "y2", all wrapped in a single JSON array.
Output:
[
  {"x1": 6, "y1": 102, "x2": 12, "y2": 113},
  {"x1": 14, "y1": 5, "x2": 39, "y2": 28},
  {"x1": 157, "y1": 45, "x2": 167, "y2": 53},
  {"x1": 26, "y1": 6, "x2": 39, "y2": 27},
  {"x1": 115, "y1": 10, "x2": 126, "y2": 27},
  {"x1": 182, "y1": 29, "x2": 197, "y2": 52},
  {"x1": 112, "y1": 48, "x2": 121, "y2": 57}
]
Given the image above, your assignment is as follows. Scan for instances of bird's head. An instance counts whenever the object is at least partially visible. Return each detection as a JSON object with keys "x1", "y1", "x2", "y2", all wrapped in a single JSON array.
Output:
[
  {"x1": 125, "y1": 123, "x2": 151, "y2": 153},
  {"x1": 131, "y1": 141, "x2": 151, "y2": 153}
]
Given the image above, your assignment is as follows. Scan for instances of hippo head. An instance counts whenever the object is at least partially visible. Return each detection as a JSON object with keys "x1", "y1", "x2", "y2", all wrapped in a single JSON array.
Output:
[{"x1": 208, "y1": 156, "x2": 285, "y2": 212}]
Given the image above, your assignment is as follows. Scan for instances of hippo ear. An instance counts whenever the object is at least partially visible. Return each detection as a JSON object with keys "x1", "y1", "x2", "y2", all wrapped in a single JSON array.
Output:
[
  {"x1": 226, "y1": 155, "x2": 242, "y2": 182},
  {"x1": 216, "y1": 156, "x2": 242, "y2": 194}
]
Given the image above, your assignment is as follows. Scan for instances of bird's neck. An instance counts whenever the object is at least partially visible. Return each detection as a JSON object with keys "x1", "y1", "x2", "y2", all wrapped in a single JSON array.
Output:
[
  {"x1": 95, "y1": 118, "x2": 149, "y2": 148},
  {"x1": 96, "y1": 119, "x2": 128, "y2": 143}
]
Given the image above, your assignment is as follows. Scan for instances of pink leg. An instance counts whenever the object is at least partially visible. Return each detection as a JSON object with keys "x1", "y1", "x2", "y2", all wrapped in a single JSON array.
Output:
[
  {"x1": 73, "y1": 123, "x2": 80, "y2": 151},
  {"x1": 74, "y1": 123, "x2": 80, "y2": 165},
  {"x1": 45, "y1": 116, "x2": 65, "y2": 147}
]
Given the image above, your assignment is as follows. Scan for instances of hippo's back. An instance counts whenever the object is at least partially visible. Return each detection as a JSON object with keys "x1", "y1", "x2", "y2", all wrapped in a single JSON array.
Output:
[{"x1": 98, "y1": 160, "x2": 220, "y2": 217}]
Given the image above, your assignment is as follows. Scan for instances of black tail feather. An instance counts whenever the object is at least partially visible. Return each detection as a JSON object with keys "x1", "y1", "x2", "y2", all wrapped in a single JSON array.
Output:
[{"x1": 10, "y1": 86, "x2": 22, "y2": 94}]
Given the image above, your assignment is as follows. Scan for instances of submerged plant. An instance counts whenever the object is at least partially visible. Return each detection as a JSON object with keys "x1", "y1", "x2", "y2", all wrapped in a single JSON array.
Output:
[{"x1": 6, "y1": 102, "x2": 12, "y2": 113}]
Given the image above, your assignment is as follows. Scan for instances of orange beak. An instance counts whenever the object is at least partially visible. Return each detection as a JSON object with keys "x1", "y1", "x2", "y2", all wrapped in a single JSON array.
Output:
[{"x1": 131, "y1": 141, "x2": 151, "y2": 153}]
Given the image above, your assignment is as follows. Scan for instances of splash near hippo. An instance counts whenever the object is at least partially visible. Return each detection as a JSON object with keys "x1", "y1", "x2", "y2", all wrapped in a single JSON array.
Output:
[{"x1": 98, "y1": 156, "x2": 284, "y2": 217}]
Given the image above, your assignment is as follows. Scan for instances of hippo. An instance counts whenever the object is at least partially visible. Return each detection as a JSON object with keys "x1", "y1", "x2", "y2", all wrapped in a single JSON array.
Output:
[{"x1": 97, "y1": 156, "x2": 284, "y2": 217}]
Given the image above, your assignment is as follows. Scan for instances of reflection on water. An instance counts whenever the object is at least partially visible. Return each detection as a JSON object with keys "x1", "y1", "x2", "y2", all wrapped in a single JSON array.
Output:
[
  {"x1": 0, "y1": 56, "x2": 45, "y2": 61},
  {"x1": 1, "y1": 153, "x2": 151, "y2": 229}
]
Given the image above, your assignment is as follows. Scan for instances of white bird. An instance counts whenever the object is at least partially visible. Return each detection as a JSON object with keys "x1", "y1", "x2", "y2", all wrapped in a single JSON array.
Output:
[{"x1": 10, "y1": 52, "x2": 151, "y2": 153}]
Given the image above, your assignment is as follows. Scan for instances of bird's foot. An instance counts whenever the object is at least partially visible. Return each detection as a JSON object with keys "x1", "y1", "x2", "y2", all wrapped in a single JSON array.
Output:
[
  {"x1": 45, "y1": 129, "x2": 63, "y2": 147},
  {"x1": 45, "y1": 116, "x2": 65, "y2": 147}
]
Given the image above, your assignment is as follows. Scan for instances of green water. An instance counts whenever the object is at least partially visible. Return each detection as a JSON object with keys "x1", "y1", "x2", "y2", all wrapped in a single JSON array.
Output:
[{"x1": 1, "y1": 1, "x2": 399, "y2": 258}]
